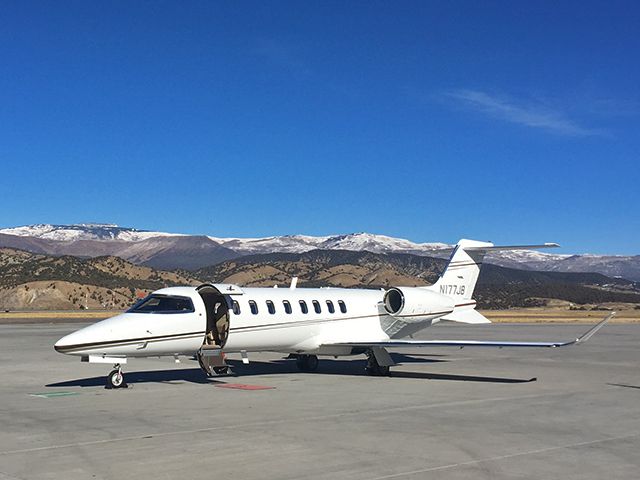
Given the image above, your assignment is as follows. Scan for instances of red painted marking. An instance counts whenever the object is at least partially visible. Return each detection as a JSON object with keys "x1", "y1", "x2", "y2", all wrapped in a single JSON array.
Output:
[{"x1": 215, "y1": 383, "x2": 275, "y2": 391}]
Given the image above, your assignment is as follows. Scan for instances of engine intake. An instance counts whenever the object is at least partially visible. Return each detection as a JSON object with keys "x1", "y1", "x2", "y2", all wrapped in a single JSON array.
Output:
[
  {"x1": 383, "y1": 288, "x2": 405, "y2": 314},
  {"x1": 383, "y1": 287, "x2": 455, "y2": 319}
]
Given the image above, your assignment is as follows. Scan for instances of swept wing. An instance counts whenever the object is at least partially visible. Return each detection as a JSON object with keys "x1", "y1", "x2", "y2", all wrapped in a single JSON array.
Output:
[{"x1": 326, "y1": 313, "x2": 613, "y2": 349}]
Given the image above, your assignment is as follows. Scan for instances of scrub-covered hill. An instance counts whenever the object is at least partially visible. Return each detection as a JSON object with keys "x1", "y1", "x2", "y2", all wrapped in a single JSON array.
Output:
[
  {"x1": 1, "y1": 247, "x2": 639, "y2": 311},
  {"x1": 195, "y1": 250, "x2": 640, "y2": 309},
  {"x1": 0, "y1": 248, "x2": 199, "y2": 310}
]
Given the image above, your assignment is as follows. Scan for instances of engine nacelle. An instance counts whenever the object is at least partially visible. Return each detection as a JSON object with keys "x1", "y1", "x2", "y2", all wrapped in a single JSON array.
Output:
[{"x1": 383, "y1": 287, "x2": 455, "y2": 321}]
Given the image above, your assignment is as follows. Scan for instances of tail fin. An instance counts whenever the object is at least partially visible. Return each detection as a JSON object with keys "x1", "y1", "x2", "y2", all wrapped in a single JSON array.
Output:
[
  {"x1": 430, "y1": 239, "x2": 493, "y2": 301},
  {"x1": 428, "y1": 239, "x2": 559, "y2": 302}
]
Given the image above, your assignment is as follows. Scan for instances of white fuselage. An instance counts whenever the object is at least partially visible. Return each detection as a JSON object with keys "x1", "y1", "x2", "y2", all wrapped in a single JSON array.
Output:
[
  {"x1": 54, "y1": 284, "x2": 452, "y2": 360},
  {"x1": 55, "y1": 240, "x2": 589, "y2": 382}
]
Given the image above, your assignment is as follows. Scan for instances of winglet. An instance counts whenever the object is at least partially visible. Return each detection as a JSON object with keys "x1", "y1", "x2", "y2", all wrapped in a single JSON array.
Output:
[{"x1": 573, "y1": 312, "x2": 615, "y2": 345}]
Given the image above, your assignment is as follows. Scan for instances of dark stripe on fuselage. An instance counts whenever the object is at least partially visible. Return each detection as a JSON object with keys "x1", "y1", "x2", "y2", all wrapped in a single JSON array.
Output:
[
  {"x1": 453, "y1": 301, "x2": 476, "y2": 308},
  {"x1": 54, "y1": 331, "x2": 206, "y2": 354},
  {"x1": 55, "y1": 305, "x2": 463, "y2": 354}
]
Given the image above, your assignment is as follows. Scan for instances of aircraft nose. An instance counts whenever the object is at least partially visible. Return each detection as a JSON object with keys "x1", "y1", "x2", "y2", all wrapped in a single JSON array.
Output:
[
  {"x1": 53, "y1": 313, "x2": 131, "y2": 355},
  {"x1": 54, "y1": 323, "x2": 101, "y2": 354},
  {"x1": 54, "y1": 330, "x2": 82, "y2": 353}
]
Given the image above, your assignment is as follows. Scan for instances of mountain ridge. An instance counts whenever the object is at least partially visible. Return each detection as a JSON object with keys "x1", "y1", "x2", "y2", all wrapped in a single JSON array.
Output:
[
  {"x1": 1, "y1": 224, "x2": 638, "y2": 281},
  {"x1": 2, "y1": 247, "x2": 639, "y2": 311}
]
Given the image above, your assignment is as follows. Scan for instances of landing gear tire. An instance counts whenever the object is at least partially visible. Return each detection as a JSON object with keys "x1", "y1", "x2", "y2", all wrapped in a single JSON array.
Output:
[
  {"x1": 295, "y1": 354, "x2": 319, "y2": 372},
  {"x1": 365, "y1": 350, "x2": 391, "y2": 377},
  {"x1": 365, "y1": 364, "x2": 390, "y2": 376},
  {"x1": 106, "y1": 365, "x2": 127, "y2": 389}
]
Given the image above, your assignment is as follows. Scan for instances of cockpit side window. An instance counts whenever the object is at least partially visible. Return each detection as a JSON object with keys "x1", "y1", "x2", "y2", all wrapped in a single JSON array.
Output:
[{"x1": 127, "y1": 294, "x2": 194, "y2": 314}]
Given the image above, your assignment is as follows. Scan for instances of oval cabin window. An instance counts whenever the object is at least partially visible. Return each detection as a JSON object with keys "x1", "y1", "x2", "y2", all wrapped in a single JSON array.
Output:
[
  {"x1": 249, "y1": 300, "x2": 258, "y2": 315},
  {"x1": 326, "y1": 300, "x2": 335, "y2": 314},
  {"x1": 266, "y1": 300, "x2": 276, "y2": 314},
  {"x1": 283, "y1": 300, "x2": 292, "y2": 314},
  {"x1": 338, "y1": 300, "x2": 347, "y2": 313}
]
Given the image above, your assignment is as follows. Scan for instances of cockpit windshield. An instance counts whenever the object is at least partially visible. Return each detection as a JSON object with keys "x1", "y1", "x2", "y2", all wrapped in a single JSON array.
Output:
[{"x1": 127, "y1": 294, "x2": 194, "y2": 314}]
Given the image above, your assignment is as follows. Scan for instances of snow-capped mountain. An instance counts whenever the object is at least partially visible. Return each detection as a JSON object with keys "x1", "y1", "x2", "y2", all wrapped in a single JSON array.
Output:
[
  {"x1": 0, "y1": 223, "x2": 183, "y2": 242},
  {"x1": 0, "y1": 225, "x2": 449, "y2": 256},
  {"x1": 1, "y1": 224, "x2": 638, "y2": 281},
  {"x1": 209, "y1": 235, "x2": 332, "y2": 255},
  {"x1": 485, "y1": 249, "x2": 570, "y2": 269},
  {"x1": 209, "y1": 232, "x2": 448, "y2": 256},
  {"x1": 317, "y1": 233, "x2": 448, "y2": 254}
]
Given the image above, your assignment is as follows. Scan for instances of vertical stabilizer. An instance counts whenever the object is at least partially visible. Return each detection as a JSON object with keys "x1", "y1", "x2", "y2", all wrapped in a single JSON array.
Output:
[
  {"x1": 429, "y1": 239, "x2": 493, "y2": 301},
  {"x1": 427, "y1": 240, "x2": 559, "y2": 305}
]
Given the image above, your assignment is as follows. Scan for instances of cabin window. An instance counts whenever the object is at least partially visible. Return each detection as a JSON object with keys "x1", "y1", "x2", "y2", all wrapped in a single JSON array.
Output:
[
  {"x1": 127, "y1": 294, "x2": 194, "y2": 314},
  {"x1": 312, "y1": 300, "x2": 321, "y2": 314},
  {"x1": 249, "y1": 300, "x2": 258, "y2": 315},
  {"x1": 232, "y1": 300, "x2": 241, "y2": 315},
  {"x1": 338, "y1": 300, "x2": 347, "y2": 313},
  {"x1": 266, "y1": 300, "x2": 276, "y2": 314},
  {"x1": 283, "y1": 300, "x2": 292, "y2": 314},
  {"x1": 326, "y1": 300, "x2": 335, "y2": 314},
  {"x1": 299, "y1": 300, "x2": 308, "y2": 314}
]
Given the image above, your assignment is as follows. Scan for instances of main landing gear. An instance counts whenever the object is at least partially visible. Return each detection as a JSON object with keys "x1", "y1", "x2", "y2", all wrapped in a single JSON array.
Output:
[
  {"x1": 106, "y1": 363, "x2": 128, "y2": 389},
  {"x1": 295, "y1": 354, "x2": 319, "y2": 372},
  {"x1": 365, "y1": 348, "x2": 393, "y2": 376}
]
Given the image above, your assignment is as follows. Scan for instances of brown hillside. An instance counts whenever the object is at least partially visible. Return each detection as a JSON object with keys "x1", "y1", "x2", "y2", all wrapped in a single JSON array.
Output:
[{"x1": 0, "y1": 248, "x2": 200, "y2": 310}]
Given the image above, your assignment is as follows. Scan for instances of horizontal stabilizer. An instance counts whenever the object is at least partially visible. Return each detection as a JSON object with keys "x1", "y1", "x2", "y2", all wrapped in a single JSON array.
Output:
[
  {"x1": 464, "y1": 243, "x2": 560, "y2": 252},
  {"x1": 432, "y1": 242, "x2": 559, "y2": 255},
  {"x1": 440, "y1": 309, "x2": 491, "y2": 324}
]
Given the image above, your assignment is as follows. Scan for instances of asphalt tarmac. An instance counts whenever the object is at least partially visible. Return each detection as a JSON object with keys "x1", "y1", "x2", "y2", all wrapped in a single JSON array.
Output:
[{"x1": 1, "y1": 321, "x2": 639, "y2": 480}]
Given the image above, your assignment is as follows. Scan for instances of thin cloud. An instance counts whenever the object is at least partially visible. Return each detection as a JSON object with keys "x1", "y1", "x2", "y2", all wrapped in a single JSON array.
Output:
[{"x1": 443, "y1": 89, "x2": 603, "y2": 137}]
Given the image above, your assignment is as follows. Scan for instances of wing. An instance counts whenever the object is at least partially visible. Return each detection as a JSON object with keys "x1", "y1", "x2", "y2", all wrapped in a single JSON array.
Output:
[{"x1": 326, "y1": 313, "x2": 613, "y2": 349}]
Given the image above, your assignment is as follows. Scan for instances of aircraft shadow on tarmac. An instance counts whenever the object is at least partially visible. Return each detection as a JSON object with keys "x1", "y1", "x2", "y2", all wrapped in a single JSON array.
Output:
[
  {"x1": 46, "y1": 354, "x2": 535, "y2": 387},
  {"x1": 607, "y1": 383, "x2": 640, "y2": 390}
]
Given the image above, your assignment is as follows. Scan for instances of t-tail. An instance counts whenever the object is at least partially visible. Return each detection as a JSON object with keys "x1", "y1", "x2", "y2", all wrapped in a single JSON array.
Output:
[{"x1": 425, "y1": 239, "x2": 560, "y2": 324}]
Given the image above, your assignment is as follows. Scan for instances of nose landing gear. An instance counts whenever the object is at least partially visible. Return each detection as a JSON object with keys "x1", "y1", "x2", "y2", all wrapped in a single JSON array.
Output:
[{"x1": 106, "y1": 364, "x2": 128, "y2": 389}]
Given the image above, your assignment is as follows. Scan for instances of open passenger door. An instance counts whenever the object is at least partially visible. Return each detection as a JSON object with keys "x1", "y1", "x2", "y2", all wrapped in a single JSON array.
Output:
[{"x1": 195, "y1": 284, "x2": 241, "y2": 376}]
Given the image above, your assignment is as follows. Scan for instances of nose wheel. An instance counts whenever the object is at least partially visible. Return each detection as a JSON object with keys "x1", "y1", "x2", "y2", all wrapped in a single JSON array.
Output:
[{"x1": 106, "y1": 364, "x2": 128, "y2": 389}]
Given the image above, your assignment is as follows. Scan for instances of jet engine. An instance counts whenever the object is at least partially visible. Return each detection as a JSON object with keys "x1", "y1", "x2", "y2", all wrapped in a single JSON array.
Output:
[{"x1": 383, "y1": 287, "x2": 455, "y2": 320}]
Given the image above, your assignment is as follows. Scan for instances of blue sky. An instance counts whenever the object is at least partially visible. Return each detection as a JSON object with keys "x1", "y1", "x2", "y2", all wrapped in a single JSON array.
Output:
[{"x1": 1, "y1": 1, "x2": 638, "y2": 254}]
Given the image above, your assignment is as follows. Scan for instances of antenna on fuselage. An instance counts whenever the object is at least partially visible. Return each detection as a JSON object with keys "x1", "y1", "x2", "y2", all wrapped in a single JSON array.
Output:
[{"x1": 290, "y1": 277, "x2": 298, "y2": 289}]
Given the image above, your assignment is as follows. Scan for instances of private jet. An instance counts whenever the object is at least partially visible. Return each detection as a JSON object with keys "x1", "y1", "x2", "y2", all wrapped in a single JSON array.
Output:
[{"x1": 54, "y1": 239, "x2": 612, "y2": 388}]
